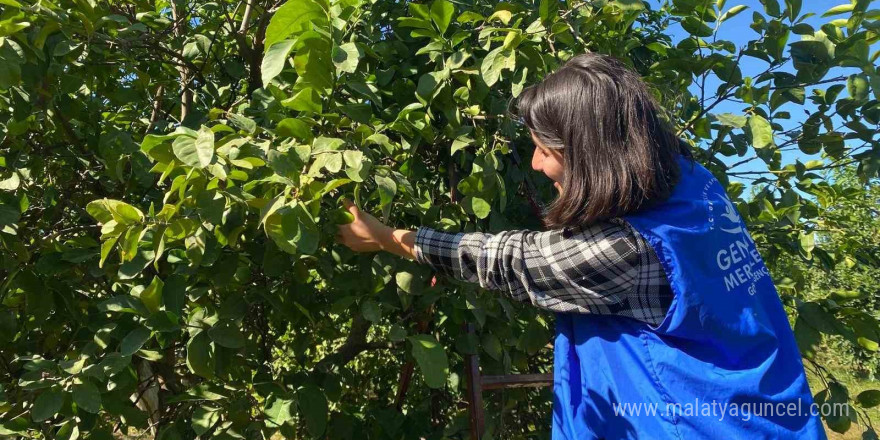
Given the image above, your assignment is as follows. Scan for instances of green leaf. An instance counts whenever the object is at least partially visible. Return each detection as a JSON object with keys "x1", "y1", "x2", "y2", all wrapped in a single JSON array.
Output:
[
  {"x1": 748, "y1": 115, "x2": 774, "y2": 149},
  {"x1": 343, "y1": 150, "x2": 368, "y2": 182},
  {"x1": 98, "y1": 296, "x2": 148, "y2": 315},
  {"x1": 462, "y1": 196, "x2": 491, "y2": 219},
  {"x1": 265, "y1": 211, "x2": 295, "y2": 255},
  {"x1": 482, "y1": 333, "x2": 503, "y2": 361},
  {"x1": 99, "y1": 353, "x2": 131, "y2": 376},
  {"x1": 430, "y1": 0, "x2": 455, "y2": 35},
  {"x1": 451, "y1": 136, "x2": 474, "y2": 155},
  {"x1": 140, "y1": 276, "x2": 164, "y2": 314},
  {"x1": 163, "y1": 275, "x2": 187, "y2": 316},
  {"x1": 0, "y1": 203, "x2": 20, "y2": 228},
  {"x1": 794, "y1": 318, "x2": 821, "y2": 358},
  {"x1": 331, "y1": 42, "x2": 362, "y2": 74},
  {"x1": 517, "y1": 319, "x2": 549, "y2": 355},
  {"x1": 146, "y1": 311, "x2": 181, "y2": 332},
  {"x1": 0, "y1": 309, "x2": 16, "y2": 342},
  {"x1": 396, "y1": 270, "x2": 423, "y2": 295},
  {"x1": 120, "y1": 326, "x2": 151, "y2": 356},
  {"x1": 0, "y1": 171, "x2": 19, "y2": 190},
  {"x1": 186, "y1": 330, "x2": 215, "y2": 379},
  {"x1": 799, "y1": 232, "x2": 815, "y2": 254},
  {"x1": 822, "y1": 3, "x2": 854, "y2": 17},
  {"x1": 340, "y1": 103, "x2": 372, "y2": 124},
  {"x1": 681, "y1": 17, "x2": 714, "y2": 37},
  {"x1": 397, "y1": 17, "x2": 433, "y2": 30},
  {"x1": 275, "y1": 118, "x2": 311, "y2": 140},
  {"x1": 208, "y1": 320, "x2": 246, "y2": 349},
  {"x1": 185, "y1": 227, "x2": 207, "y2": 267},
  {"x1": 0, "y1": 60, "x2": 21, "y2": 90},
  {"x1": 227, "y1": 113, "x2": 257, "y2": 134},
  {"x1": 264, "y1": 0, "x2": 329, "y2": 51},
  {"x1": 31, "y1": 389, "x2": 63, "y2": 422},
  {"x1": 857, "y1": 390, "x2": 880, "y2": 408},
  {"x1": 715, "y1": 113, "x2": 748, "y2": 128},
  {"x1": 265, "y1": 203, "x2": 319, "y2": 255},
  {"x1": 375, "y1": 175, "x2": 397, "y2": 209},
  {"x1": 361, "y1": 300, "x2": 381, "y2": 323},
  {"x1": 825, "y1": 407, "x2": 852, "y2": 433},
  {"x1": 281, "y1": 87, "x2": 322, "y2": 113},
  {"x1": 847, "y1": 74, "x2": 870, "y2": 100},
  {"x1": 790, "y1": 40, "x2": 834, "y2": 70},
  {"x1": 289, "y1": 203, "x2": 319, "y2": 254},
  {"x1": 296, "y1": 385, "x2": 328, "y2": 437},
  {"x1": 760, "y1": 0, "x2": 780, "y2": 16},
  {"x1": 192, "y1": 406, "x2": 220, "y2": 436},
  {"x1": 408, "y1": 334, "x2": 449, "y2": 389},
  {"x1": 121, "y1": 225, "x2": 145, "y2": 263},
  {"x1": 487, "y1": 10, "x2": 512, "y2": 24},
  {"x1": 785, "y1": 0, "x2": 802, "y2": 18},
  {"x1": 72, "y1": 381, "x2": 101, "y2": 413},
  {"x1": 86, "y1": 199, "x2": 144, "y2": 225},
  {"x1": 480, "y1": 46, "x2": 516, "y2": 87},
  {"x1": 172, "y1": 127, "x2": 215, "y2": 168},
  {"x1": 719, "y1": 5, "x2": 748, "y2": 22},
  {"x1": 612, "y1": 0, "x2": 645, "y2": 11},
  {"x1": 312, "y1": 136, "x2": 346, "y2": 154},
  {"x1": 293, "y1": 32, "x2": 334, "y2": 92},
  {"x1": 828, "y1": 289, "x2": 862, "y2": 302},
  {"x1": 389, "y1": 325, "x2": 407, "y2": 342},
  {"x1": 262, "y1": 39, "x2": 297, "y2": 86},
  {"x1": 264, "y1": 394, "x2": 295, "y2": 427},
  {"x1": 416, "y1": 71, "x2": 445, "y2": 102},
  {"x1": 797, "y1": 302, "x2": 839, "y2": 335}
]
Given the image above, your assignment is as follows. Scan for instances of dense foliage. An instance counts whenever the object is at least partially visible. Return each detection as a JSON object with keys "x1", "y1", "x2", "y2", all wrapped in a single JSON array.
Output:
[{"x1": 0, "y1": 0, "x2": 878, "y2": 438}]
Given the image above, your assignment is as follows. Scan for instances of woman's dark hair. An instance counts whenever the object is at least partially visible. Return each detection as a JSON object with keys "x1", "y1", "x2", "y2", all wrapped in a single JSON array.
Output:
[{"x1": 510, "y1": 52, "x2": 694, "y2": 229}]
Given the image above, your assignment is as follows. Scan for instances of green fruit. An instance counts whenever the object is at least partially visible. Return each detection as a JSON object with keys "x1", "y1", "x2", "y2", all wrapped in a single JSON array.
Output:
[{"x1": 330, "y1": 208, "x2": 355, "y2": 225}]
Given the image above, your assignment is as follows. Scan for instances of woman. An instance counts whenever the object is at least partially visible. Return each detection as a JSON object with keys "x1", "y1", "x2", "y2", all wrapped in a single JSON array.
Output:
[{"x1": 335, "y1": 53, "x2": 826, "y2": 439}]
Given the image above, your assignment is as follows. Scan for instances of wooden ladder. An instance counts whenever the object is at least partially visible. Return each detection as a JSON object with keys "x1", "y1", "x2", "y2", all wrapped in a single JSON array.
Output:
[
  {"x1": 459, "y1": 139, "x2": 553, "y2": 439},
  {"x1": 462, "y1": 322, "x2": 553, "y2": 439}
]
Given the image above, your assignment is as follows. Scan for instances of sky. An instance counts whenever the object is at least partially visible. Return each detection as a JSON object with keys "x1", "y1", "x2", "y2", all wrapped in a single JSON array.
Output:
[{"x1": 647, "y1": 0, "x2": 872, "y2": 191}]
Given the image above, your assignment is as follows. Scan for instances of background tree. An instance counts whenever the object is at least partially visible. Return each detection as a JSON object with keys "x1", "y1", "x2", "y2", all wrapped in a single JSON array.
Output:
[{"x1": 0, "y1": 0, "x2": 878, "y2": 438}]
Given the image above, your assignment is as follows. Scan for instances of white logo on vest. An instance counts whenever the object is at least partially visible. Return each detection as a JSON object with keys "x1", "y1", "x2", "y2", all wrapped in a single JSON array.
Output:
[
  {"x1": 718, "y1": 196, "x2": 744, "y2": 235},
  {"x1": 702, "y1": 179, "x2": 770, "y2": 295}
]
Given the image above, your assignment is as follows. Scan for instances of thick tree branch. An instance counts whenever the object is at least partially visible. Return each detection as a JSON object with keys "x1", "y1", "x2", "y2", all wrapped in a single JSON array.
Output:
[
  {"x1": 170, "y1": 0, "x2": 193, "y2": 122},
  {"x1": 146, "y1": 85, "x2": 165, "y2": 134},
  {"x1": 312, "y1": 314, "x2": 373, "y2": 373}
]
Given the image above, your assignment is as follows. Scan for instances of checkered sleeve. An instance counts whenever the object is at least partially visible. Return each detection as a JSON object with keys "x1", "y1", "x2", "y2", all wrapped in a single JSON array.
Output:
[{"x1": 413, "y1": 218, "x2": 673, "y2": 326}]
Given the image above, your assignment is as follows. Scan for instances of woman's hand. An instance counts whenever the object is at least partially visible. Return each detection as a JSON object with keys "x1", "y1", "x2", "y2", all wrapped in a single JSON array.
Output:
[{"x1": 334, "y1": 198, "x2": 393, "y2": 253}]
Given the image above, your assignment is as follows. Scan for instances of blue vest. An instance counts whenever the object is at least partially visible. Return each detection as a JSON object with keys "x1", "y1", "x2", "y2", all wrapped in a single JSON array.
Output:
[{"x1": 552, "y1": 155, "x2": 826, "y2": 439}]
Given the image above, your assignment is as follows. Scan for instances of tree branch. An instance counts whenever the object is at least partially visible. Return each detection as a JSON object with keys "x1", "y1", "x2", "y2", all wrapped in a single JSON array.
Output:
[
  {"x1": 312, "y1": 314, "x2": 374, "y2": 373},
  {"x1": 170, "y1": 0, "x2": 193, "y2": 122}
]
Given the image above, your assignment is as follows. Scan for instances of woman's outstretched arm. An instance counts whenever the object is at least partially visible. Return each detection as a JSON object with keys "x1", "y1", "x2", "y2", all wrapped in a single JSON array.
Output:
[
  {"x1": 334, "y1": 199, "x2": 672, "y2": 326},
  {"x1": 410, "y1": 222, "x2": 672, "y2": 325}
]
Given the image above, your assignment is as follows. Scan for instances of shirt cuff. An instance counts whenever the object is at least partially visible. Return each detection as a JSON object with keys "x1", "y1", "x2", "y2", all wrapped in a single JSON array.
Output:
[{"x1": 413, "y1": 226, "x2": 464, "y2": 277}]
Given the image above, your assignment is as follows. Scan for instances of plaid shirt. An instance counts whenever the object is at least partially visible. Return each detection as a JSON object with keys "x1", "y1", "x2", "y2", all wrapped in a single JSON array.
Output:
[{"x1": 413, "y1": 218, "x2": 673, "y2": 327}]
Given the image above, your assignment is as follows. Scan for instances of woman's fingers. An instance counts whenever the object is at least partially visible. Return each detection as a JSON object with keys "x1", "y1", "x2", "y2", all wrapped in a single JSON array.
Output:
[
  {"x1": 333, "y1": 200, "x2": 386, "y2": 253},
  {"x1": 341, "y1": 198, "x2": 359, "y2": 219}
]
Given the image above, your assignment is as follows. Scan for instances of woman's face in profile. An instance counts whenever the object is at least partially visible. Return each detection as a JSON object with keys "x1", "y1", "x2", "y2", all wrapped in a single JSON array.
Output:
[{"x1": 529, "y1": 130, "x2": 564, "y2": 193}]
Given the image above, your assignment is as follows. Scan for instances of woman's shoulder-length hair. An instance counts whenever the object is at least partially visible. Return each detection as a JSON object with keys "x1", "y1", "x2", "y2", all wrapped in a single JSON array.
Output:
[{"x1": 509, "y1": 52, "x2": 695, "y2": 230}]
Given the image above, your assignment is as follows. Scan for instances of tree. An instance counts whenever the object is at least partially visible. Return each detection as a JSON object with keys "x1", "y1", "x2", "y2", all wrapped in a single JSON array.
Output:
[
  {"x1": 766, "y1": 162, "x2": 880, "y2": 434},
  {"x1": 0, "y1": 0, "x2": 878, "y2": 438}
]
